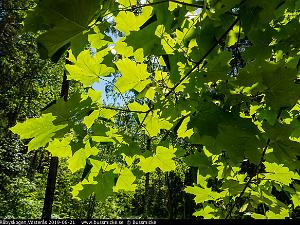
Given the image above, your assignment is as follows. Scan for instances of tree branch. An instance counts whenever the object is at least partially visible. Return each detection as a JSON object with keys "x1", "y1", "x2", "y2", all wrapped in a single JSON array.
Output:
[
  {"x1": 103, "y1": 0, "x2": 203, "y2": 19},
  {"x1": 102, "y1": 106, "x2": 150, "y2": 114},
  {"x1": 225, "y1": 109, "x2": 283, "y2": 219},
  {"x1": 165, "y1": 17, "x2": 240, "y2": 98},
  {"x1": 130, "y1": 0, "x2": 203, "y2": 10}
]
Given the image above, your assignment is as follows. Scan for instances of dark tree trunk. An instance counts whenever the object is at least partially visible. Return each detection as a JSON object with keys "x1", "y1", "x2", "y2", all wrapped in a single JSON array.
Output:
[
  {"x1": 42, "y1": 66, "x2": 69, "y2": 219},
  {"x1": 144, "y1": 138, "x2": 151, "y2": 217},
  {"x1": 42, "y1": 156, "x2": 59, "y2": 219},
  {"x1": 27, "y1": 150, "x2": 38, "y2": 180},
  {"x1": 183, "y1": 167, "x2": 197, "y2": 219},
  {"x1": 86, "y1": 193, "x2": 96, "y2": 219},
  {"x1": 166, "y1": 172, "x2": 175, "y2": 219},
  {"x1": 144, "y1": 172, "x2": 150, "y2": 216}
]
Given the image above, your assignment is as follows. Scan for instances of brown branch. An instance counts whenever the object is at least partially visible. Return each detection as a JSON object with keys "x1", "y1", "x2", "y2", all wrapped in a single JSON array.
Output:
[
  {"x1": 225, "y1": 108, "x2": 283, "y2": 219},
  {"x1": 102, "y1": 106, "x2": 150, "y2": 114},
  {"x1": 134, "y1": 110, "x2": 151, "y2": 136},
  {"x1": 130, "y1": 0, "x2": 203, "y2": 10},
  {"x1": 102, "y1": 0, "x2": 203, "y2": 19},
  {"x1": 42, "y1": 60, "x2": 70, "y2": 220},
  {"x1": 225, "y1": 138, "x2": 270, "y2": 219},
  {"x1": 165, "y1": 17, "x2": 240, "y2": 98},
  {"x1": 133, "y1": 17, "x2": 240, "y2": 137}
]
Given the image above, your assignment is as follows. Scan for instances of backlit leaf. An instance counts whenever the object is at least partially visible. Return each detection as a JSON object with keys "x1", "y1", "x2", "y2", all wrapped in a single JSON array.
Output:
[
  {"x1": 115, "y1": 58, "x2": 150, "y2": 94},
  {"x1": 10, "y1": 113, "x2": 67, "y2": 151}
]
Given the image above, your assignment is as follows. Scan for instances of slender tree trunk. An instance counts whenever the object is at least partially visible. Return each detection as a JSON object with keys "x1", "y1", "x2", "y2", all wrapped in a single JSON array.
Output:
[
  {"x1": 42, "y1": 156, "x2": 59, "y2": 219},
  {"x1": 27, "y1": 150, "x2": 38, "y2": 180},
  {"x1": 144, "y1": 138, "x2": 151, "y2": 217},
  {"x1": 166, "y1": 172, "x2": 175, "y2": 219},
  {"x1": 183, "y1": 167, "x2": 197, "y2": 219},
  {"x1": 86, "y1": 193, "x2": 96, "y2": 219},
  {"x1": 144, "y1": 173, "x2": 150, "y2": 216},
  {"x1": 42, "y1": 65, "x2": 69, "y2": 219},
  {"x1": 37, "y1": 151, "x2": 46, "y2": 172}
]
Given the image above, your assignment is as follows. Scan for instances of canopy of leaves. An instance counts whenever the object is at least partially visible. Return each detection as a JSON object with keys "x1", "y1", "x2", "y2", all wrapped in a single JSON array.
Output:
[{"x1": 10, "y1": 0, "x2": 300, "y2": 219}]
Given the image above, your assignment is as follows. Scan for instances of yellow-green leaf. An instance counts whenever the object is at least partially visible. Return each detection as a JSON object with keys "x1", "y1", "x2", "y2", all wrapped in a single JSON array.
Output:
[
  {"x1": 68, "y1": 142, "x2": 98, "y2": 173},
  {"x1": 10, "y1": 113, "x2": 67, "y2": 152},
  {"x1": 46, "y1": 137, "x2": 72, "y2": 158},
  {"x1": 113, "y1": 168, "x2": 137, "y2": 192},
  {"x1": 138, "y1": 146, "x2": 177, "y2": 173},
  {"x1": 115, "y1": 58, "x2": 150, "y2": 94},
  {"x1": 66, "y1": 50, "x2": 114, "y2": 87}
]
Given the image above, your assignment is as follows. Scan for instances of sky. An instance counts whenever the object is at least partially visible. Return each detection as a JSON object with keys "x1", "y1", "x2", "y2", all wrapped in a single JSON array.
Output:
[{"x1": 91, "y1": 17, "x2": 121, "y2": 105}]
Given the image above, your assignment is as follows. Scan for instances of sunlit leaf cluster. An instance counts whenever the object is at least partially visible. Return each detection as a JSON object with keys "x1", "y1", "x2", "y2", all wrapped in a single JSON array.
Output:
[{"x1": 10, "y1": 0, "x2": 300, "y2": 219}]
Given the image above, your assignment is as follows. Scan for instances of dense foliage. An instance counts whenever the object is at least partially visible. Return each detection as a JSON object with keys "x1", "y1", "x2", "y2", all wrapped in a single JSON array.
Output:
[
  {"x1": 0, "y1": 0, "x2": 84, "y2": 218},
  {"x1": 7, "y1": 0, "x2": 300, "y2": 219}
]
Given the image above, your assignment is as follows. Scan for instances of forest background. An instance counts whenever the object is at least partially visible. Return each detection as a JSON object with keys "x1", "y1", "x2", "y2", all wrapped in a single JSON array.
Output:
[{"x1": 0, "y1": 0, "x2": 300, "y2": 220}]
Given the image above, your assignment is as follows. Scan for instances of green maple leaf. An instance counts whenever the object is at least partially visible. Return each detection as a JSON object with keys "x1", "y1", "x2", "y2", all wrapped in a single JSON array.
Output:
[
  {"x1": 115, "y1": 7, "x2": 153, "y2": 36},
  {"x1": 66, "y1": 50, "x2": 114, "y2": 87},
  {"x1": 263, "y1": 122, "x2": 300, "y2": 168},
  {"x1": 143, "y1": 110, "x2": 172, "y2": 137},
  {"x1": 68, "y1": 142, "x2": 98, "y2": 173},
  {"x1": 88, "y1": 27, "x2": 110, "y2": 50},
  {"x1": 263, "y1": 162, "x2": 300, "y2": 186},
  {"x1": 87, "y1": 159, "x2": 118, "y2": 181},
  {"x1": 87, "y1": 89, "x2": 102, "y2": 103},
  {"x1": 113, "y1": 168, "x2": 137, "y2": 192},
  {"x1": 290, "y1": 119, "x2": 300, "y2": 143},
  {"x1": 117, "y1": 0, "x2": 137, "y2": 8},
  {"x1": 214, "y1": 124, "x2": 263, "y2": 163},
  {"x1": 138, "y1": 146, "x2": 177, "y2": 173},
  {"x1": 115, "y1": 58, "x2": 150, "y2": 94},
  {"x1": 77, "y1": 171, "x2": 115, "y2": 201},
  {"x1": 177, "y1": 116, "x2": 193, "y2": 138},
  {"x1": 189, "y1": 101, "x2": 262, "y2": 163},
  {"x1": 44, "y1": 92, "x2": 94, "y2": 125},
  {"x1": 25, "y1": 0, "x2": 101, "y2": 58},
  {"x1": 84, "y1": 108, "x2": 118, "y2": 129},
  {"x1": 184, "y1": 186, "x2": 226, "y2": 204},
  {"x1": 83, "y1": 110, "x2": 99, "y2": 129},
  {"x1": 262, "y1": 64, "x2": 300, "y2": 111},
  {"x1": 250, "y1": 188, "x2": 288, "y2": 213},
  {"x1": 46, "y1": 137, "x2": 72, "y2": 158},
  {"x1": 291, "y1": 185, "x2": 300, "y2": 208},
  {"x1": 184, "y1": 151, "x2": 217, "y2": 176},
  {"x1": 265, "y1": 208, "x2": 289, "y2": 219},
  {"x1": 114, "y1": 39, "x2": 144, "y2": 62},
  {"x1": 10, "y1": 113, "x2": 67, "y2": 152},
  {"x1": 193, "y1": 205, "x2": 219, "y2": 219},
  {"x1": 98, "y1": 108, "x2": 118, "y2": 121},
  {"x1": 128, "y1": 101, "x2": 150, "y2": 113},
  {"x1": 125, "y1": 21, "x2": 163, "y2": 56}
]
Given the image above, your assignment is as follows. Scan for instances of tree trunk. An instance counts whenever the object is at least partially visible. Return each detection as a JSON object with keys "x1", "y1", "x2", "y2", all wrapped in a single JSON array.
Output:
[
  {"x1": 42, "y1": 156, "x2": 59, "y2": 219},
  {"x1": 86, "y1": 193, "x2": 96, "y2": 219},
  {"x1": 166, "y1": 171, "x2": 177, "y2": 219},
  {"x1": 144, "y1": 138, "x2": 151, "y2": 217},
  {"x1": 144, "y1": 172, "x2": 150, "y2": 217},
  {"x1": 183, "y1": 167, "x2": 197, "y2": 219},
  {"x1": 27, "y1": 150, "x2": 37, "y2": 180},
  {"x1": 42, "y1": 65, "x2": 69, "y2": 219}
]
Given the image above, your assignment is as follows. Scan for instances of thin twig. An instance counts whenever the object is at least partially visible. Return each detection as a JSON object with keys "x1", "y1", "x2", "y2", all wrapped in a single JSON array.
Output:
[
  {"x1": 102, "y1": 106, "x2": 150, "y2": 114},
  {"x1": 102, "y1": 0, "x2": 203, "y2": 19}
]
